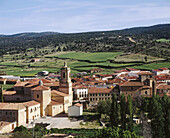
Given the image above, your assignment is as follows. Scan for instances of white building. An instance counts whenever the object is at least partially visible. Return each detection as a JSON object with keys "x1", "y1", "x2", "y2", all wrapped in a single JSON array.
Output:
[
  {"x1": 152, "y1": 68, "x2": 169, "y2": 75},
  {"x1": 73, "y1": 86, "x2": 88, "y2": 101},
  {"x1": 68, "y1": 103, "x2": 83, "y2": 117}
]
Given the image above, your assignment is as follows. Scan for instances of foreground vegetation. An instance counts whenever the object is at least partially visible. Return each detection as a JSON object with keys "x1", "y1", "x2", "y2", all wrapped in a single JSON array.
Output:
[{"x1": 97, "y1": 94, "x2": 170, "y2": 138}]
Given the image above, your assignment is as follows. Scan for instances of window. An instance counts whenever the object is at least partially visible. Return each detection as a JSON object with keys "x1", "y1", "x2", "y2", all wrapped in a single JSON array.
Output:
[
  {"x1": 6, "y1": 112, "x2": 7, "y2": 115},
  {"x1": 37, "y1": 94, "x2": 39, "y2": 98},
  {"x1": 131, "y1": 87, "x2": 133, "y2": 90},
  {"x1": 99, "y1": 94, "x2": 101, "y2": 96},
  {"x1": 10, "y1": 112, "x2": 12, "y2": 115},
  {"x1": 102, "y1": 94, "x2": 104, "y2": 96},
  {"x1": 63, "y1": 72, "x2": 65, "y2": 78},
  {"x1": 30, "y1": 109, "x2": 33, "y2": 113},
  {"x1": 145, "y1": 91, "x2": 147, "y2": 95},
  {"x1": 90, "y1": 98, "x2": 92, "y2": 101}
]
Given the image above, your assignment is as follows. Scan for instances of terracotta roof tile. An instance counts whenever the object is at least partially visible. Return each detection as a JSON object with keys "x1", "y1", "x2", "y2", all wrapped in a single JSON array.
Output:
[
  {"x1": 0, "y1": 103, "x2": 26, "y2": 110},
  {"x1": 23, "y1": 100, "x2": 40, "y2": 107},
  {"x1": 49, "y1": 100, "x2": 63, "y2": 105},
  {"x1": 74, "y1": 103, "x2": 82, "y2": 107},
  {"x1": 138, "y1": 71, "x2": 153, "y2": 75},
  {"x1": 157, "y1": 85, "x2": 170, "y2": 90},
  {"x1": 14, "y1": 82, "x2": 29, "y2": 87},
  {"x1": 88, "y1": 87, "x2": 112, "y2": 94},
  {"x1": 119, "y1": 81, "x2": 144, "y2": 87},
  {"x1": 51, "y1": 90, "x2": 68, "y2": 96},
  {"x1": 31, "y1": 86, "x2": 49, "y2": 91}
]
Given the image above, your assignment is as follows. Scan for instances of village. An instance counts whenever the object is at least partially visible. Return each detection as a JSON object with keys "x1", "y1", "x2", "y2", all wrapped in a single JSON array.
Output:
[{"x1": 0, "y1": 60, "x2": 169, "y2": 134}]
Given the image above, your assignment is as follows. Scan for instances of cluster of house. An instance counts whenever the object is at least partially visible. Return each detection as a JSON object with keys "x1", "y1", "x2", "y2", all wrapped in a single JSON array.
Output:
[
  {"x1": 0, "y1": 63, "x2": 169, "y2": 133},
  {"x1": 0, "y1": 62, "x2": 82, "y2": 133},
  {"x1": 72, "y1": 67, "x2": 170, "y2": 106}
]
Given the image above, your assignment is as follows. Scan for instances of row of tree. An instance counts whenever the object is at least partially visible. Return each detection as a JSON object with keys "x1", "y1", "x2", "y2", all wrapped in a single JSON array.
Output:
[{"x1": 97, "y1": 94, "x2": 170, "y2": 138}]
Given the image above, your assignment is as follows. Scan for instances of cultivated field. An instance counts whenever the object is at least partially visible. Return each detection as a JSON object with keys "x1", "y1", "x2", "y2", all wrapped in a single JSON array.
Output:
[{"x1": 0, "y1": 51, "x2": 169, "y2": 76}]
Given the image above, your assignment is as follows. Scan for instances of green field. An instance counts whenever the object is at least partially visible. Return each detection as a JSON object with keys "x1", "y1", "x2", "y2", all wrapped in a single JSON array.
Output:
[
  {"x1": 115, "y1": 53, "x2": 164, "y2": 62},
  {"x1": 133, "y1": 62, "x2": 170, "y2": 70},
  {"x1": 156, "y1": 39, "x2": 170, "y2": 42},
  {"x1": 49, "y1": 52, "x2": 123, "y2": 62},
  {"x1": 0, "y1": 51, "x2": 169, "y2": 76}
]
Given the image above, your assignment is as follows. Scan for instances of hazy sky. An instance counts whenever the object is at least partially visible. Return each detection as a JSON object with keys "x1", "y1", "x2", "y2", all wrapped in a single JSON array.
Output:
[{"x1": 0, "y1": 0, "x2": 170, "y2": 34}]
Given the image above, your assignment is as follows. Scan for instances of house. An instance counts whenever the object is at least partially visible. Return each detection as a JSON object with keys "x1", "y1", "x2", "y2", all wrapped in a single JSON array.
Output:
[
  {"x1": 88, "y1": 68, "x2": 103, "y2": 74},
  {"x1": 73, "y1": 85, "x2": 88, "y2": 101},
  {"x1": 156, "y1": 84, "x2": 170, "y2": 97},
  {"x1": 68, "y1": 103, "x2": 83, "y2": 117},
  {"x1": 0, "y1": 121, "x2": 17, "y2": 133},
  {"x1": 37, "y1": 71, "x2": 49, "y2": 76},
  {"x1": 88, "y1": 87, "x2": 112, "y2": 105},
  {"x1": 31, "y1": 58, "x2": 40, "y2": 62},
  {"x1": 152, "y1": 68, "x2": 169, "y2": 75}
]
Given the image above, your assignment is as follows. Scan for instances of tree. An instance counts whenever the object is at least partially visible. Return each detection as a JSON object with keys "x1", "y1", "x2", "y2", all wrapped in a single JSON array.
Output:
[
  {"x1": 161, "y1": 94, "x2": 170, "y2": 138},
  {"x1": 97, "y1": 100, "x2": 107, "y2": 116},
  {"x1": 127, "y1": 95, "x2": 133, "y2": 132},
  {"x1": 149, "y1": 95, "x2": 164, "y2": 138},
  {"x1": 110, "y1": 93, "x2": 119, "y2": 127},
  {"x1": 0, "y1": 85, "x2": 3, "y2": 102},
  {"x1": 120, "y1": 94, "x2": 126, "y2": 130}
]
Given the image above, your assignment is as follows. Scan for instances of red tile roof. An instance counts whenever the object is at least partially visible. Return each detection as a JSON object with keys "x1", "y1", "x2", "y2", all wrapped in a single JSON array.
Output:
[
  {"x1": 74, "y1": 103, "x2": 82, "y2": 107},
  {"x1": 49, "y1": 100, "x2": 63, "y2": 105},
  {"x1": 23, "y1": 100, "x2": 40, "y2": 107},
  {"x1": 138, "y1": 71, "x2": 153, "y2": 75},
  {"x1": 0, "y1": 103, "x2": 26, "y2": 110},
  {"x1": 107, "y1": 78, "x2": 126, "y2": 84},
  {"x1": 88, "y1": 87, "x2": 112, "y2": 94},
  {"x1": 119, "y1": 81, "x2": 144, "y2": 87},
  {"x1": 52, "y1": 90, "x2": 68, "y2": 96},
  {"x1": 157, "y1": 85, "x2": 170, "y2": 90},
  {"x1": 31, "y1": 86, "x2": 49, "y2": 91},
  {"x1": 159, "y1": 68, "x2": 169, "y2": 71},
  {"x1": 115, "y1": 69, "x2": 129, "y2": 73},
  {"x1": 14, "y1": 82, "x2": 29, "y2": 87}
]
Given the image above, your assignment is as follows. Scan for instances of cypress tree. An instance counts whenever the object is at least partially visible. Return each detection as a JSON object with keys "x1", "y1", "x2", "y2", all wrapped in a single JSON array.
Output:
[
  {"x1": 120, "y1": 94, "x2": 126, "y2": 130},
  {"x1": 127, "y1": 95, "x2": 133, "y2": 132},
  {"x1": 149, "y1": 95, "x2": 164, "y2": 138},
  {"x1": 110, "y1": 93, "x2": 119, "y2": 127},
  {"x1": 162, "y1": 94, "x2": 170, "y2": 138},
  {"x1": 0, "y1": 85, "x2": 3, "y2": 102}
]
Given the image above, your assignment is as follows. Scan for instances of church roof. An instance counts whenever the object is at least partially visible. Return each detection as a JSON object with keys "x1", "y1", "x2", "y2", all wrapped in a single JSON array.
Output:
[
  {"x1": 51, "y1": 90, "x2": 68, "y2": 97},
  {"x1": 31, "y1": 86, "x2": 50, "y2": 91},
  {"x1": 49, "y1": 100, "x2": 63, "y2": 105}
]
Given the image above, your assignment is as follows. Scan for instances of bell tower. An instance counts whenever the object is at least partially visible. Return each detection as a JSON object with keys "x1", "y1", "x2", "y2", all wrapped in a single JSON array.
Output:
[{"x1": 59, "y1": 61, "x2": 73, "y2": 98}]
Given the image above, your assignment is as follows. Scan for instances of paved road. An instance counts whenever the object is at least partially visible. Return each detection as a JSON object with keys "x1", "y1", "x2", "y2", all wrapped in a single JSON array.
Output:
[{"x1": 34, "y1": 117, "x2": 82, "y2": 129}]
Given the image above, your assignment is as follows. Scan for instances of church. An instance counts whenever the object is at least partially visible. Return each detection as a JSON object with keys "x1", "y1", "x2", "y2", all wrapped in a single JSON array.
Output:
[{"x1": 0, "y1": 62, "x2": 73, "y2": 128}]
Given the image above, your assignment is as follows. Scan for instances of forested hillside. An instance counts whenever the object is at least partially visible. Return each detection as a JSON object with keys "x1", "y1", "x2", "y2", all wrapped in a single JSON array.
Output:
[{"x1": 0, "y1": 24, "x2": 170, "y2": 58}]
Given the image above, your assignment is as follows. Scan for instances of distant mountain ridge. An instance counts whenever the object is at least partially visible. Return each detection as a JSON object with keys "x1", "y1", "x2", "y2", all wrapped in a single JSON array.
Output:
[
  {"x1": 1, "y1": 23, "x2": 170, "y2": 38},
  {"x1": 0, "y1": 23, "x2": 170, "y2": 58},
  {"x1": 0, "y1": 32, "x2": 60, "y2": 38}
]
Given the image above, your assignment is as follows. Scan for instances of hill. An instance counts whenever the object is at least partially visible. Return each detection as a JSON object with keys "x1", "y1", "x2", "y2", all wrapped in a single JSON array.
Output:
[{"x1": 0, "y1": 24, "x2": 170, "y2": 58}]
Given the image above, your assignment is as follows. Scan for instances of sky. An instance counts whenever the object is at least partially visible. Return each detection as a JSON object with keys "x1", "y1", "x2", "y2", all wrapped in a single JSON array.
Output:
[{"x1": 0, "y1": 0, "x2": 170, "y2": 34}]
